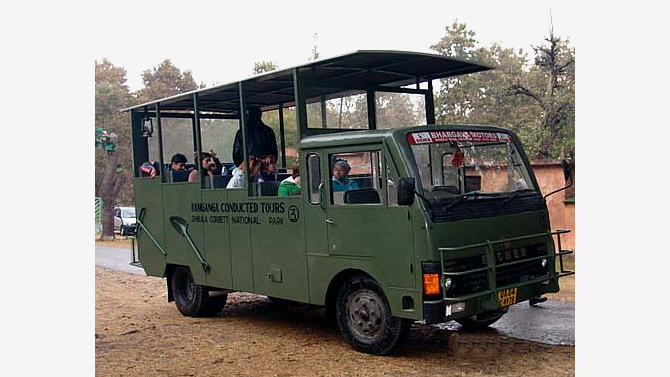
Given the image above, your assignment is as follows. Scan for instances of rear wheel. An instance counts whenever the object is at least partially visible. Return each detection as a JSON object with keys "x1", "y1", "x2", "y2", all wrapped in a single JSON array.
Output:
[
  {"x1": 171, "y1": 266, "x2": 227, "y2": 317},
  {"x1": 335, "y1": 276, "x2": 411, "y2": 355},
  {"x1": 456, "y1": 308, "x2": 507, "y2": 330}
]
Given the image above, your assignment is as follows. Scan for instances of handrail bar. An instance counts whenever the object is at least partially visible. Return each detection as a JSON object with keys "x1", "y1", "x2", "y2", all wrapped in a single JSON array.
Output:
[
  {"x1": 439, "y1": 229, "x2": 570, "y2": 253},
  {"x1": 443, "y1": 266, "x2": 489, "y2": 277},
  {"x1": 439, "y1": 229, "x2": 573, "y2": 301}
]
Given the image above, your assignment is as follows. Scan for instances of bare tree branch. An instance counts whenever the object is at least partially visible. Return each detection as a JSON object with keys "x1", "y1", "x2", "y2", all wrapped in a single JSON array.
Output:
[{"x1": 506, "y1": 83, "x2": 544, "y2": 106}]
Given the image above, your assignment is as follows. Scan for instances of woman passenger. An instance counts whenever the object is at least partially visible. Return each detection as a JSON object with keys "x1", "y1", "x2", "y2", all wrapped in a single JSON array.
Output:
[
  {"x1": 188, "y1": 151, "x2": 221, "y2": 182},
  {"x1": 331, "y1": 159, "x2": 359, "y2": 192}
]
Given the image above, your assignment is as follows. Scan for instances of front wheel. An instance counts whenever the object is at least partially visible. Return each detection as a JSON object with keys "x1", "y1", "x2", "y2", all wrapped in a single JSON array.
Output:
[
  {"x1": 171, "y1": 266, "x2": 227, "y2": 317},
  {"x1": 456, "y1": 308, "x2": 508, "y2": 330},
  {"x1": 335, "y1": 276, "x2": 411, "y2": 355}
]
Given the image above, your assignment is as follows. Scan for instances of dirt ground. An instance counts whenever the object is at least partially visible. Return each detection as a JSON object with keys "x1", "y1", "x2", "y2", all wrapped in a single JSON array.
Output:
[{"x1": 95, "y1": 245, "x2": 575, "y2": 377}]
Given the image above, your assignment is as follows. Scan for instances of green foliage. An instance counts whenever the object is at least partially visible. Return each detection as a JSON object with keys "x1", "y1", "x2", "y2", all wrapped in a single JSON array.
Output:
[
  {"x1": 136, "y1": 59, "x2": 199, "y2": 104},
  {"x1": 95, "y1": 59, "x2": 133, "y2": 204},
  {"x1": 430, "y1": 21, "x2": 575, "y2": 160},
  {"x1": 253, "y1": 61, "x2": 278, "y2": 75}
]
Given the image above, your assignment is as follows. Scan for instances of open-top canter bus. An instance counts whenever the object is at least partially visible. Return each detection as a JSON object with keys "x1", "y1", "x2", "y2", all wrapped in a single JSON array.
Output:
[{"x1": 122, "y1": 50, "x2": 573, "y2": 355}]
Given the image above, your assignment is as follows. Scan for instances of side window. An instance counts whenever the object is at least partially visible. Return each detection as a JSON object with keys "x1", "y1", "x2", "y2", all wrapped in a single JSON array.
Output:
[
  {"x1": 329, "y1": 150, "x2": 382, "y2": 205},
  {"x1": 307, "y1": 154, "x2": 321, "y2": 205}
]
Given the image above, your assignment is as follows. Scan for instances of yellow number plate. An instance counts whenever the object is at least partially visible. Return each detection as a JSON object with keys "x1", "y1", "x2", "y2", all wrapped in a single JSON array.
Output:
[{"x1": 497, "y1": 287, "x2": 518, "y2": 307}]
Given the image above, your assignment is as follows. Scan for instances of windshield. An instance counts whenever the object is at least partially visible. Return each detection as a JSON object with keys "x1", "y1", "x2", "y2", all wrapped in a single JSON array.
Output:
[
  {"x1": 121, "y1": 208, "x2": 135, "y2": 218},
  {"x1": 407, "y1": 130, "x2": 535, "y2": 201}
]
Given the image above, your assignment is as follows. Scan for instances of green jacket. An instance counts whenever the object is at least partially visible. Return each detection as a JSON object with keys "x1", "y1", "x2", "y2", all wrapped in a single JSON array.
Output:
[{"x1": 278, "y1": 176, "x2": 301, "y2": 196}]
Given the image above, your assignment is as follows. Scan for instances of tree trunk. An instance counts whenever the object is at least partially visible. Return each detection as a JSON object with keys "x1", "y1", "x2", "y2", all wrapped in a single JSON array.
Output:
[{"x1": 99, "y1": 149, "x2": 119, "y2": 241}]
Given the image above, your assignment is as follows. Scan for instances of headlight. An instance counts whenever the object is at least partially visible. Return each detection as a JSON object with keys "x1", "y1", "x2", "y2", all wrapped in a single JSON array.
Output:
[
  {"x1": 443, "y1": 277, "x2": 453, "y2": 291},
  {"x1": 446, "y1": 302, "x2": 466, "y2": 316},
  {"x1": 541, "y1": 258, "x2": 548, "y2": 269}
]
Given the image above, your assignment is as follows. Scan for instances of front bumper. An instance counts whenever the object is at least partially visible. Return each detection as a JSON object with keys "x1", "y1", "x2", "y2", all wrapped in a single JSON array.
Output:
[
  {"x1": 123, "y1": 224, "x2": 137, "y2": 235},
  {"x1": 424, "y1": 229, "x2": 574, "y2": 324}
]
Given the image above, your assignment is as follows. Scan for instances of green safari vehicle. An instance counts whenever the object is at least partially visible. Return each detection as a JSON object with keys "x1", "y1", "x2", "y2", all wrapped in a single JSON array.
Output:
[{"x1": 123, "y1": 51, "x2": 573, "y2": 355}]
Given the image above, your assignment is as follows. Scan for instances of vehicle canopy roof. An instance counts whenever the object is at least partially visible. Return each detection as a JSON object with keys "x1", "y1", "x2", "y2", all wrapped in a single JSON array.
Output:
[{"x1": 121, "y1": 50, "x2": 492, "y2": 114}]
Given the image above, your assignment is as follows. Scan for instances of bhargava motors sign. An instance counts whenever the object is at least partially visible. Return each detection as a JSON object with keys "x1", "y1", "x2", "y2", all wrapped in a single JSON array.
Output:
[{"x1": 407, "y1": 130, "x2": 513, "y2": 145}]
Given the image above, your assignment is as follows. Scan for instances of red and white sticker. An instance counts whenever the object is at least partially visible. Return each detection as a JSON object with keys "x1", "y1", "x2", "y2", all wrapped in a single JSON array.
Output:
[{"x1": 407, "y1": 131, "x2": 513, "y2": 144}]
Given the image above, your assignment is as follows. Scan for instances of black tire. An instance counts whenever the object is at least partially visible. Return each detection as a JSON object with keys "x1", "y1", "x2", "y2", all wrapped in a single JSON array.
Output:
[
  {"x1": 456, "y1": 308, "x2": 508, "y2": 330},
  {"x1": 120, "y1": 225, "x2": 127, "y2": 236},
  {"x1": 171, "y1": 266, "x2": 227, "y2": 317},
  {"x1": 335, "y1": 276, "x2": 411, "y2": 355}
]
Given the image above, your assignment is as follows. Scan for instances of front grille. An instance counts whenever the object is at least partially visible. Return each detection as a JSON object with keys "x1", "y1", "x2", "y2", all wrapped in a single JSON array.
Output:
[
  {"x1": 493, "y1": 243, "x2": 546, "y2": 264},
  {"x1": 443, "y1": 253, "x2": 488, "y2": 298},
  {"x1": 443, "y1": 242, "x2": 549, "y2": 298},
  {"x1": 496, "y1": 260, "x2": 547, "y2": 287}
]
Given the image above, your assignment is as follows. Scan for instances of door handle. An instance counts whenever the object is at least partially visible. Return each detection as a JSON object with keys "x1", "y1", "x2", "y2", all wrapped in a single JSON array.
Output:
[{"x1": 325, "y1": 219, "x2": 335, "y2": 225}]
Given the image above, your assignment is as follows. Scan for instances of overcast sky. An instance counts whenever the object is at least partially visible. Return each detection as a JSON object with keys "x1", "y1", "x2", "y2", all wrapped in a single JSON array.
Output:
[{"x1": 95, "y1": 1, "x2": 579, "y2": 92}]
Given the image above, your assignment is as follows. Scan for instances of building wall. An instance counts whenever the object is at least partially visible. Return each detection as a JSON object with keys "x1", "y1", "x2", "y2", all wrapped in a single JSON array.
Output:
[
  {"x1": 532, "y1": 161, "x2": 575, "y2": 251},
  {"x1": 464, "y1": 160, "x2": 575, "y2": 251}
]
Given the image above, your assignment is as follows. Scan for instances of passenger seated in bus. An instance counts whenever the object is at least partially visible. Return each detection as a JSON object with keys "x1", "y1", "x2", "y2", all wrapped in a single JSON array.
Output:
[
  {"x1": 168, "y1": 153, "x2": 191, "y2": 182},
  {"x1": 169, "y1": 153, "x2": 188, "y2": 172},
  {"x1": 140, "y1": 161, "x2": 160, "y2": 178},
  {"x1": 188, "y1": 151, "x2": 222, "y2": 183},
  {"x1": 258, "y1": 155, "x2": 278, "y2": 181},
  {"x1": 226, "y1": 156, "x2": 262, "y2": 189},
  {"x1": 232, "y1": 107, "x2": 278, "y2": 167},
  {"x1": 331, "y1": 159, "x2": 359, "y2": 192},
  {"x1": 278, "y1": 159, "x2": 301, "y2": 196}
]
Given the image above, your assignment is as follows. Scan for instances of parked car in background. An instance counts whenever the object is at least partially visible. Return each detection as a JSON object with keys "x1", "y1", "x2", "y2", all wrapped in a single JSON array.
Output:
[{"x1": 114, "y1": 206, "x2": 136, "y2": 236}]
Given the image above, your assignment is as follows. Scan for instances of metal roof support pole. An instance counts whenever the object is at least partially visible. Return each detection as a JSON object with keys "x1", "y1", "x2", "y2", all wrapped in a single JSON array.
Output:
[
  {"x1": 426, "y1": 79, "x2": 436, "y2": 125},
  {"x1": 279, "y1": 103, "x2": 287, "y2": 168},
  {"x1": 131, "y1": 110, "x2": 148, "y2": 176},
  {"x1": 238, "y1": 82, "x2": 251, "y2": 195},
  {"x1": 366, "y1": 88, "x2": 377, "y2": 130},
  {"x1": 320, "y1": 96, "x2": 327, "y2": 128},
  {"x1": 192, "y1": 93, "x2": 204, "y2": 186},
  {"x1": 155, "y1": 104, "x2": 165, "y2": 183},
  {"x1": 293, "y1": 68, "x2": 308, "y2": 139}
]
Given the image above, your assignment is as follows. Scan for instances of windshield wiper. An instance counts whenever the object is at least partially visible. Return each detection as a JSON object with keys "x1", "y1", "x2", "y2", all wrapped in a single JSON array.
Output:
[
  {"x1": 444, "y1": 191, "x2": 495, "y2": 210},
  {"x1": 502, "y1": 189, "x2": 537, "y2": 205}
]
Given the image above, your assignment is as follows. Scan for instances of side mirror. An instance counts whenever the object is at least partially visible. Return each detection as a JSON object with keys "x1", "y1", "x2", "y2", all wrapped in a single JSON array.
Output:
[
  {"x1": 142, "y1": 117, "x2": 153, "y2": 138},
  {"x1": 544, "y1": 159, "x2": 575, "y2": 199},
  {"x1": 561, "y1": 159, "x2": 573, "y2": 183},
  {"x1": 398, "y1": 177, "x2": 416, "y2": 206}
]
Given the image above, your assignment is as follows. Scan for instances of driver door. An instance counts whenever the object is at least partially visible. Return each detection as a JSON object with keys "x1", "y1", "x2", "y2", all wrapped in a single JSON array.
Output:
[{"x1": 324, "y1": 145, "x2": 414, "y2": 288}]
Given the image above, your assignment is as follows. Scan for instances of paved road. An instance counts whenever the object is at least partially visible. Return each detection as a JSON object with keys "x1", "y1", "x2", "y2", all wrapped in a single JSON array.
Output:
[
  {"x1": 95, "y1": 245, "x2": 574, "y2": 346},
  {"x1": 95, "y1": 246, "x2": 145, "y2": 275}
]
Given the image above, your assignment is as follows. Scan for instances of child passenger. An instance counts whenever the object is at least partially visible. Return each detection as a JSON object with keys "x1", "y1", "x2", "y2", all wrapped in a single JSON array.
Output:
[{"x1": 278, "y1": 160, "x2": 301, "y2": 196}]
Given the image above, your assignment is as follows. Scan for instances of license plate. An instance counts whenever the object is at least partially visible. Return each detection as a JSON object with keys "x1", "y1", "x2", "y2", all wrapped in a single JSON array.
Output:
[{"x1": 497, "y1": 287, "x2": 518, "y2": 307}]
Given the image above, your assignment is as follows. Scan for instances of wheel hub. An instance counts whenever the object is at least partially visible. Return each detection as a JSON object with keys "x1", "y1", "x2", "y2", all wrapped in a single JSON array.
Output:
[
  {"x1": 178, "y1": 271, "x2": 196, "y2": 302},
  {"x1": 348, "y1": 290, "x2": 385, "y2": 338}
]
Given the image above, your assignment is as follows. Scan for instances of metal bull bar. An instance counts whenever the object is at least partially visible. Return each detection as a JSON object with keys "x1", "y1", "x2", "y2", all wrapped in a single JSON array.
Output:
[{"x1": 438, "y1": 229, "x2": 574, "y2": 303}]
